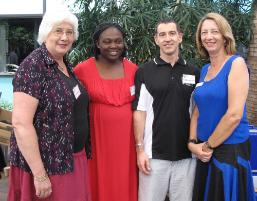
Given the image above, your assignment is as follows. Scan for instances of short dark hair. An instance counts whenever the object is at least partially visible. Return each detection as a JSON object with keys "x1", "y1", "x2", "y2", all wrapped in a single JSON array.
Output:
[
  {"x1": 155, "y1": 19, "x2": 183, "y2": 35},
  {"x1": 92, "y1": 22, "x2": 127, "y2": 59}
]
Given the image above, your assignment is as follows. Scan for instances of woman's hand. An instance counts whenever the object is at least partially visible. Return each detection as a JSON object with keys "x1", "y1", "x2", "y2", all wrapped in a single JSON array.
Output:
[
  {"x1": 188, "y1": 142, "x2": 213, "y2": 163},
  {"x1": 202, "y1": 141, "x2": 214, "y2": 153},
  {"x1": 33, "y1": 173, "x2": 52, "y2": 199}
]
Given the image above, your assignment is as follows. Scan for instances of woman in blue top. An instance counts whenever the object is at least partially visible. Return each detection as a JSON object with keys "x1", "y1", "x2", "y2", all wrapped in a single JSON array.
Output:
[{"x1": 188, "y1": 12, "x2": 256, "y2": 201}]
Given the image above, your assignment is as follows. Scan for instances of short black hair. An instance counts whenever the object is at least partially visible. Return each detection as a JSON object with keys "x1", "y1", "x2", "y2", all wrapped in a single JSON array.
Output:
[
  {"x1": 155, "y1": 19, "x2": 183, "y2": 35},
  {"x1": 93, "y1": 22, "x2": 127, "y2": 59}
]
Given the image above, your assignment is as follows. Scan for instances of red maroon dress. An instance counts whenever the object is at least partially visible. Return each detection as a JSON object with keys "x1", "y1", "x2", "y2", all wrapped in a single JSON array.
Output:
[
  {"x1": 74, "y1": 57, "x2": 138, "y2": 201},
  {"x1": 8, "y1": 150, "x2": 91, "y2": 201}
]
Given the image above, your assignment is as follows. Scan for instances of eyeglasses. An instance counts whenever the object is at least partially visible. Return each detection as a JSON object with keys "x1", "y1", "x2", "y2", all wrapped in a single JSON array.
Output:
[{"x1": 52, "y1": 28, "x2": 74, "y2": 37}]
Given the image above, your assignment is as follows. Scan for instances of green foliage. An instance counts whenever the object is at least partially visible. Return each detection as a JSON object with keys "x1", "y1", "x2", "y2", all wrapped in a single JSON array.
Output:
[
  {"x1": 69, "y1": 0, "x2": 255, "y2": 67},
  {"x1": 8, "y1": 26, "x2": 34, "y2": 62},
  {"x1": 0, "y1": 101, "x2": 13, "y2": 111},
  {"x1": 8, "y1": 26, "x2": 34, "y2": 49}
]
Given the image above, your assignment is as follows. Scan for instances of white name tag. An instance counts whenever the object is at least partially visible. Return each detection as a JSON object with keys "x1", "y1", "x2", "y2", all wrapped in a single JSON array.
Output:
[
  {"x1": 73, "y1": 85, "x2": 81, "y2": 99},
  {"x1": 195, "y1": 82, "x2": 204, "y2": 88},
  {"x1": 130, "y1": 85, "x2": 135, "y2": 96},
  {"x1": 182, "y1": 74, "x2": 195, "y2": 85}
]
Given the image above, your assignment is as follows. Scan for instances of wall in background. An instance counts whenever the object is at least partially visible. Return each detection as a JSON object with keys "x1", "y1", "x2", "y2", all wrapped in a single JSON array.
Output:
[{"x1": 247, "y1": 6, "x2": 257, "y2": 125}]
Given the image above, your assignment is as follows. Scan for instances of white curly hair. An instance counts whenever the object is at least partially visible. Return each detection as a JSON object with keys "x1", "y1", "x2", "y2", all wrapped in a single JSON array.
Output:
[{"x1": 37, "y1": 4, "x2": 79, "y2": 45}]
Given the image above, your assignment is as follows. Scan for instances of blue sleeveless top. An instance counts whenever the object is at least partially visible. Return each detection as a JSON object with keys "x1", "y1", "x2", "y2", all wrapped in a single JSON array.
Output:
[{"x1": 193, "y1": 55, "x2": 249, "y2": 144}]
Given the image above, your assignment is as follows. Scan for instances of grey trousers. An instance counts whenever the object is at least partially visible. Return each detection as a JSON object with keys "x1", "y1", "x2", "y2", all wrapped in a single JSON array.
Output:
[{"x1": 139, "y1": 158, "x2": 196, "y2": 201}]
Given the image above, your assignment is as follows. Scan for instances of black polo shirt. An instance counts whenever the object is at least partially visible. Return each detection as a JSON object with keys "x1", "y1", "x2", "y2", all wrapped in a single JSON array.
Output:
[{"x1": 133, "y1": 56, "x2": 200, "y2": 161}]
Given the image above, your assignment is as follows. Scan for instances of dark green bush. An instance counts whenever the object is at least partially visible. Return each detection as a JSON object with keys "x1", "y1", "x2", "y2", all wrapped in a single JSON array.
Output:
[{"x1": 69, "y1": 0, "x2": 255, "y2": 67}]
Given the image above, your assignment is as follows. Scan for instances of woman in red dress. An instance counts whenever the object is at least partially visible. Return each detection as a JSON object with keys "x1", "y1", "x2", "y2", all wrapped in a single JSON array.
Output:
[{"x1": 74, "y1": 23, "x2": 138, "y2": 201}]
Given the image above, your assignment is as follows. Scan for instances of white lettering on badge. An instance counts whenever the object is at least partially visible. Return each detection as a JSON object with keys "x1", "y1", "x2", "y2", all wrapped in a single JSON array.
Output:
[{"x1": 182, "y1": 74, "x2": 195, "y2": 85}]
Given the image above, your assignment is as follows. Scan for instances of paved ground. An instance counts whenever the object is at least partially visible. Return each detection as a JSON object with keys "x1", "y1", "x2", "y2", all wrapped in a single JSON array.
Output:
[
  {"x1": 0, "y1": 175, "x2": 8, "y2": 201},
  {"x1": 0, "y1": 173, "x2": 256, "y2": 201}
]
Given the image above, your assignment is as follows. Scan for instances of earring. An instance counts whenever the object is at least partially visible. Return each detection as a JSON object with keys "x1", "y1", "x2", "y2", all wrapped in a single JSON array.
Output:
[{"x1": 224, "y1": 40, "x2": 227, "y2": 46}]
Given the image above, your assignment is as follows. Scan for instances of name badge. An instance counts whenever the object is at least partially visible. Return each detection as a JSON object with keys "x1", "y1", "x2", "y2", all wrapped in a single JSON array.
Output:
[
  {"x1": 73, "y1": 85, "x2": 81, "y2": 99},
  {"x1": 130, "y1": 85, "x2": 135, "y2": 96},
  {"x1": 182, "y1": 74, "x2": 195, "y2": 85},
  {"x1": 195, "y1": 82, "x2": 204, "y2": 88}
]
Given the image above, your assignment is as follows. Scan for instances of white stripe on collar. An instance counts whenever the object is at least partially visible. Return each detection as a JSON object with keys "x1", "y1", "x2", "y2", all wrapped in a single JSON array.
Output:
[
  {"x1": 153, "y1": 58, "x2": 158, "y2": 65},
  {"x1": 153, "y1": 58, "x2": 187, "y2": 66}
]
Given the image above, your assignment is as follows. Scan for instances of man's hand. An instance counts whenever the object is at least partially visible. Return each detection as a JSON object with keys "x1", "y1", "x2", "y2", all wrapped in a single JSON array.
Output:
[{"x1": 136, "y1": 149, "x2": 151, "y2": 174}]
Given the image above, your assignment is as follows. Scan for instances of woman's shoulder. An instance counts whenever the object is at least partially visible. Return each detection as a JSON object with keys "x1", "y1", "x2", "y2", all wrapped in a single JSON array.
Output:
[
  {"x1": 76, "y1": 57, "x2": 95, "y2": 68},
  {"x1": 231, "y1": 54, "x2": 245, "y2": 63},
  {"x1": 74, "y1": 57, "x2": 95, "y2": 74},
  {"x1": 123, "y1": 58, "x2": 137, "y2": 72},
  {"x1": 222, "y1": 54, "x2": 246, "y2": 73},
  {"x1": 17, "y1": 47, "x2": 47, "y2": 77},
  {"x1": 230, "y1": 55, "x2": 248, "y2": 73},
  {"x1": 20, "y1": 47, "x2": 43, "y2": 66}
]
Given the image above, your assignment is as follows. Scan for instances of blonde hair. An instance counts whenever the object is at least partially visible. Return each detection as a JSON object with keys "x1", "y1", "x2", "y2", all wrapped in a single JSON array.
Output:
[{"x1": 195, "y1": 12, "x2": 236, "y2": 58}]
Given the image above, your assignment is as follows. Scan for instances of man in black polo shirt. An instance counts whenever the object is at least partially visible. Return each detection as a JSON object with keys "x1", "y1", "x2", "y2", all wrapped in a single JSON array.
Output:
[{"x1": 133, "y1": 19, "x2": 200, "y2": 201}]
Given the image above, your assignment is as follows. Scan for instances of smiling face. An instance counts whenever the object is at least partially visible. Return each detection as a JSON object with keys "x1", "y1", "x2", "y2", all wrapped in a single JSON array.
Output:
[
  {"x1": 45, "y1": 21, "x2": 75, "y2": 60},
  {"x1": 200, "y1": 19, "x2": 226, "y2": 56},
  {"x1": 154, "y1": 22, "x2": 182, "y2": 58},
  {"x1": 96, "y1": 27, "x2": 125, "y2": 62}
]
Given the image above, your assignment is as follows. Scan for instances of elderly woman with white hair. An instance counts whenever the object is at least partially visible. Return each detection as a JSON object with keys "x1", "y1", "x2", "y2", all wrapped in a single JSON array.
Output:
[{"x1": 7, "y1": 6, "x2": 91, "y2": 201}]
